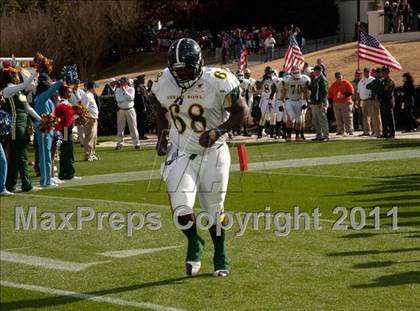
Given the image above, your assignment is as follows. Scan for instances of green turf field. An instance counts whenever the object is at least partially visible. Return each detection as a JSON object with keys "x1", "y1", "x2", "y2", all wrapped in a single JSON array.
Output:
[{"x1": 1, "y1": 139, "x2": 419, "y2": 310}]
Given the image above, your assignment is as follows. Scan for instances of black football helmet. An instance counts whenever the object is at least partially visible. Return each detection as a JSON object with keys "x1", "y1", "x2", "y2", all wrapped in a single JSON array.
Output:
[{"x1": 168, "y1": 38, "x2": 203, "y2": 89}]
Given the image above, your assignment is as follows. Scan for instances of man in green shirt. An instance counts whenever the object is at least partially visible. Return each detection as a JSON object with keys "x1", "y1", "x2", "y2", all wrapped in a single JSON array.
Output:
[{"x1": 310, "y1": 66, "x2": 329, "y2": 141}]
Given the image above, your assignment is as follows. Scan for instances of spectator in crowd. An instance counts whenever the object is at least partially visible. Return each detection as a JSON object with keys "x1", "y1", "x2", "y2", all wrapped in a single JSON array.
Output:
[
  {"x1": 397, "y1": 0, "x2": 406, "y2": 32},
  {"x1": 377, "y1": 66, "x2": 396, "y2": 138},
  {"x1": 384, "y1": 1, "x2": 395, "y2": 33},
  {"x1": 294, "y1": 27, "x2": 304, "y2": 49},
  {"x1": 57, "y1": 84, "x2": 77, "y2": 180},
  {"x1": 134, "y1": 74, "x2": 148, "y2": 140},
  {"x1": 101, "y1": 78, "x2": 117, "y2": 96},
  {"x1": 264, "y1": 33, "x2": 276, "y2": 62},
  {"x1": 115, "y1": 77, "x2": 140, "y2": 150},
  {"x1": 328, "y1": 72, "x2": 355, "y2": 136},
  {"x1": 357, "y1": 68, "x2": 376, "y2": 136},
  {"x1": 69, "y1": 79, "x2": 85, "y2": 146},
  {"x1": 316, "y1": 58, "x2": 327, "y2": 76},
  {"x1": 35, "y1": 73, "x2": 62, "y2": 187},
  {"x1": 400, "y1": 72, "x2": 417, "y2": 132},
  {"x1": 1, "y1": 67, "x2": 41, "y2": 192},
  {"x1": 81, "y1": 81, "x2": 99, "y2": 161},
  {"x1": 0, "y1": 140, "x2": 10, "y2": 195},
  {"x1": 310, "y1": 65, "x2": 329, "y2": 141},
  {"x1": 352, "y1": 69, "x2": 363, "y2": 131}
]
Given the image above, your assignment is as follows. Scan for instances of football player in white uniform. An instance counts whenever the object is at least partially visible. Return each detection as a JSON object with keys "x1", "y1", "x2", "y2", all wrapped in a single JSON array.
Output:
[
  {"x1": 152, "y1": 38, "x2": 248, "y2": 277},
  {"x1": 256, "y1": 66, "x2": 276, "y2": 138},
  {"x1": 235, "y1": 70, "x2": 251, "y2": 136},
  {"x1": 272, "y1": 71, "x2": 285, "y2": 139},
  {"x1": 280, "y1": 65, "x2": 311, "y2": 141}
]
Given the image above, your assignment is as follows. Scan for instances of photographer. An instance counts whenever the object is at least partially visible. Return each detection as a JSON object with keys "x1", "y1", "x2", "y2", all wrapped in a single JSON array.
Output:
[
  {"x1": 134, "y1": 75, "x2": 148, "y2": 140},
  {"x1": 115, "y1": 77, "x2": 140, "y2": 150}
]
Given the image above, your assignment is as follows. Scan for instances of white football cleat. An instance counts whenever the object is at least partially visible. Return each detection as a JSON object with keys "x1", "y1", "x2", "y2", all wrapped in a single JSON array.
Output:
[
  {"x1": 213, "y1": 269, "x2": 230, "y2": 277},
  {"x1": 186, "y1": 261, "x2": 201, "y2": 276}
]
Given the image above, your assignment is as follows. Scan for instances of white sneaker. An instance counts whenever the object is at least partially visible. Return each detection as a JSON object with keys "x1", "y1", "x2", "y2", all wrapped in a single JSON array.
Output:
[
  {"x1": 186, "y1": 261, "x2": 201, "y2": 276},
  {"x1": 52, "y1": 177, "x2": 64, "y2": 184},
  {"x1": 29, "y1": 186, "x2": 42, "y2": 192},
  {"x1": 40, "y1": 183, "x2": 59, "y2": 188},
  {"x1": 72, "y1": 176, "x2": 82, "y2": 180},
  {"x1": 0, "y1": 190, "x2": 14, "y2": 196}
]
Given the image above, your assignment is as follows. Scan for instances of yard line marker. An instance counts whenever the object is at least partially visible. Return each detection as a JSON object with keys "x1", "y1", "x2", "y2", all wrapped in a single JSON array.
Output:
[
  {"x1": 2, "y1": 247, "x2": 31, "y2": 251},
  {"x1": 0, "y1": 280, "x2": 185, "y2": 311},
  {"x1": 98, "y1": 245, "x2": 182, "y2": 258},
  {"x1": 15, "y1": 193, "x2": 168, "y2": 209},
  {"x1": 252, "y1": 171, "x2": 419, "y2": 183},
  {"x1": 41, "y1": 149, "x2": 420, "y2": 188},
  {"x1": 0, "y1": 251, "x2": 110, "y2": 272}
]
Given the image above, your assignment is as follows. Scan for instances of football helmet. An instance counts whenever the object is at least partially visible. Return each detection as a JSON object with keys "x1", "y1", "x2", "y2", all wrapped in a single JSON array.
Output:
[
  {"x1": 291, "y1": 65, "x2": 301, "y2": 79},
  {"x1": 244, "y1": 68, "x2": 251, "y2": 79},
  {"x1": 236, "y1": 69, "x2": 244, "y2": 81},
  {"x1": 168, "y1": 38, "x2": 203, "y2": 89}
]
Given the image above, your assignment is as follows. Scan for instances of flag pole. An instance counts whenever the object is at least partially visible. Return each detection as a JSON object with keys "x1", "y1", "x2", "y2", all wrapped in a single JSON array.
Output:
[{"x1": 357, "y1": 22, "x2": 360, "y2": 71}]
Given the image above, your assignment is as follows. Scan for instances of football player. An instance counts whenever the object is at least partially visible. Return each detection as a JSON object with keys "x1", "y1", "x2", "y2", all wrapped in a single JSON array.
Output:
[
  {"x1": 280, "y1": 65, "x2": 311, "y2": 141},
  {"x1": 235, "y1": 70, "x2": 251, "y2": 136},
  {"x1": 152, "y1": 38, "x2": 248, "y2": 277},
  {"x1": 256, "y1": 66, "x2": 276, "y2": 138},
  {"x1": 272, "y1": 70, "x2": 285, "y2": 139}
]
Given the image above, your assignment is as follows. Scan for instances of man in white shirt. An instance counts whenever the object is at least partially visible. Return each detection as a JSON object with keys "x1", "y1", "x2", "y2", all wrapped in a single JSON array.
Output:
[
  {"x1": 114, "y1": 77, "x2": 140, "y2": 149},
  {"x1": 81, "y1": 81, "x2": 99, "y2": 161},
  {"x1": 264, "y1": 34, "x2": 276, "y2": 62},
  {"x1": 357, "y1": 68, "x2": 376, "y2": 136},
  {"x1": 69, "y1": 79, "x2": 86, "y2": 146}
]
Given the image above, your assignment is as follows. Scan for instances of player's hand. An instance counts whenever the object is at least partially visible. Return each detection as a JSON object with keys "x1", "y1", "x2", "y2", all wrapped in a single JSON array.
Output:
[
  {"x1": 199, "y1": 129, "x2": 219, "y2": 148},
  {"x1": 156, "y1": 138, "x2": 168, "y2": 156}
]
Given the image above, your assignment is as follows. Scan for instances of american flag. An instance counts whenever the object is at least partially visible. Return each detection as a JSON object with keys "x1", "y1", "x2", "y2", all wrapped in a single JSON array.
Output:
[
  {"x1": 358, "y1": 31, "x2": 402, "y2": 70},
  {"x1": 239, "y1": 48, "x2": 248, "y2": 70},
  {"x1": 283, "y1": 37, "x2": 305, "y2": 73}
]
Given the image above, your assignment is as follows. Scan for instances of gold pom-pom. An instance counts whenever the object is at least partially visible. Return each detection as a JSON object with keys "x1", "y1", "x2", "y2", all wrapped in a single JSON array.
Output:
[
  {"x1": 73, "y1": 102, "x2": 89, "y2": 126},
  {"x1": 34, "y1": 52, "x2": 54, "y2": 74},
  {"x1": 39, "y1": 113, "x2": 58, "y2": 133}
]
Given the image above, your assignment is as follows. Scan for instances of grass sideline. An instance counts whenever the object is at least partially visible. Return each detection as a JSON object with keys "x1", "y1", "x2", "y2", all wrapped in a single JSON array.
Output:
[{"x1": 1, "y1": 139, "x2": 420, "y2": 310}]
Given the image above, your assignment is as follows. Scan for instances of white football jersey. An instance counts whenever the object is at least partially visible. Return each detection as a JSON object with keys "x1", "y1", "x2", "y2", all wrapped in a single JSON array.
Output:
[
  {"x1": 152, "y1": 67, "x2": 240, "y2": 154},
  {"x1": 273, "y1": 77, "x2": 283, "y2": 100},
  {"x1": 282, "y1": 75, "x2": 311, "y2": 100},
  {"x1": 239, "y1": 78, "x2": 251, "y2": 97},
  {"x1": 257, "y1": 77, "x2": 276, "y2": 100}
]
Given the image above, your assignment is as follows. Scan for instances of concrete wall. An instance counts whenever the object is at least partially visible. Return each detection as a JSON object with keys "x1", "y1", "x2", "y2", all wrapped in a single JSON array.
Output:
[{"x1": 337, "y1": 0, "x2": 371, "y2": 42}]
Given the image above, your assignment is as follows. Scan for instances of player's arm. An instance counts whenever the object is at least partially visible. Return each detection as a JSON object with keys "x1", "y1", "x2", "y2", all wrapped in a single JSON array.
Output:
[
  {"x1": 199, "y1": 89, "x2": 248, "y2": 148},
  {"x1": 269, "y1": 83, "x2": 276, "y2": 100},
  {"x1": 280, "y1": 82, "x2": 287, "y2": 102},
  {"x1": 153, "y1": 94, "x2": 170, "y2": 156}
]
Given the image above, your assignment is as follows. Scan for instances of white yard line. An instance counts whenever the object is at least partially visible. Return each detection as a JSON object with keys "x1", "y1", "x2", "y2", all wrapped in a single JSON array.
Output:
[
  {"x1": 98, "y1": 246, "x2": 182, "y2": 258},
  {"x1": 252, "y1": 171, "x2": 419, "y2": 183},
  {"x1": 15, "y1": 193, "x2": 168, "y2": 209},
  {"x1": 0, "y1": 251, "x2": 110, "y2": 272},
  {"x1": 51, "y1": 149, "x2": 420, "y2": 188},
  {"x1": 0, "y1": 280, "x2": 185, "y2": 311}
]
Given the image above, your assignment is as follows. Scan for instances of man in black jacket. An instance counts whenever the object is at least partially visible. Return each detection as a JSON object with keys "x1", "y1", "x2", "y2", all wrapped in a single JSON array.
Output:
[{"x1": 134, "y1": 75, "x2": 148, "y2": 139}]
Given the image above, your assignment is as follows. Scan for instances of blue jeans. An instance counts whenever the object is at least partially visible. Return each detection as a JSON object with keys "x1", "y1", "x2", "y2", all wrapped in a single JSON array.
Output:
[
  {"x1": 0, "y1": 144, "x2": 7, "y2": 192},
  {"x1": 265, "y1": 47, "x2": 274, "y2": 62},
  {"x1": 36, "y1": 131, "x2": 53, "y2": 186}
]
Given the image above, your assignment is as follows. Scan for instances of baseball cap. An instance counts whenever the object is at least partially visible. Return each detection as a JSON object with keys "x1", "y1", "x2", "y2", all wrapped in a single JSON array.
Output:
[
  {"x1": 335, "y1": 72, "x2": 342, "y2": 78},
  {"x1": 313, "y1": 65, "x2": 322, "y2": 71}
]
